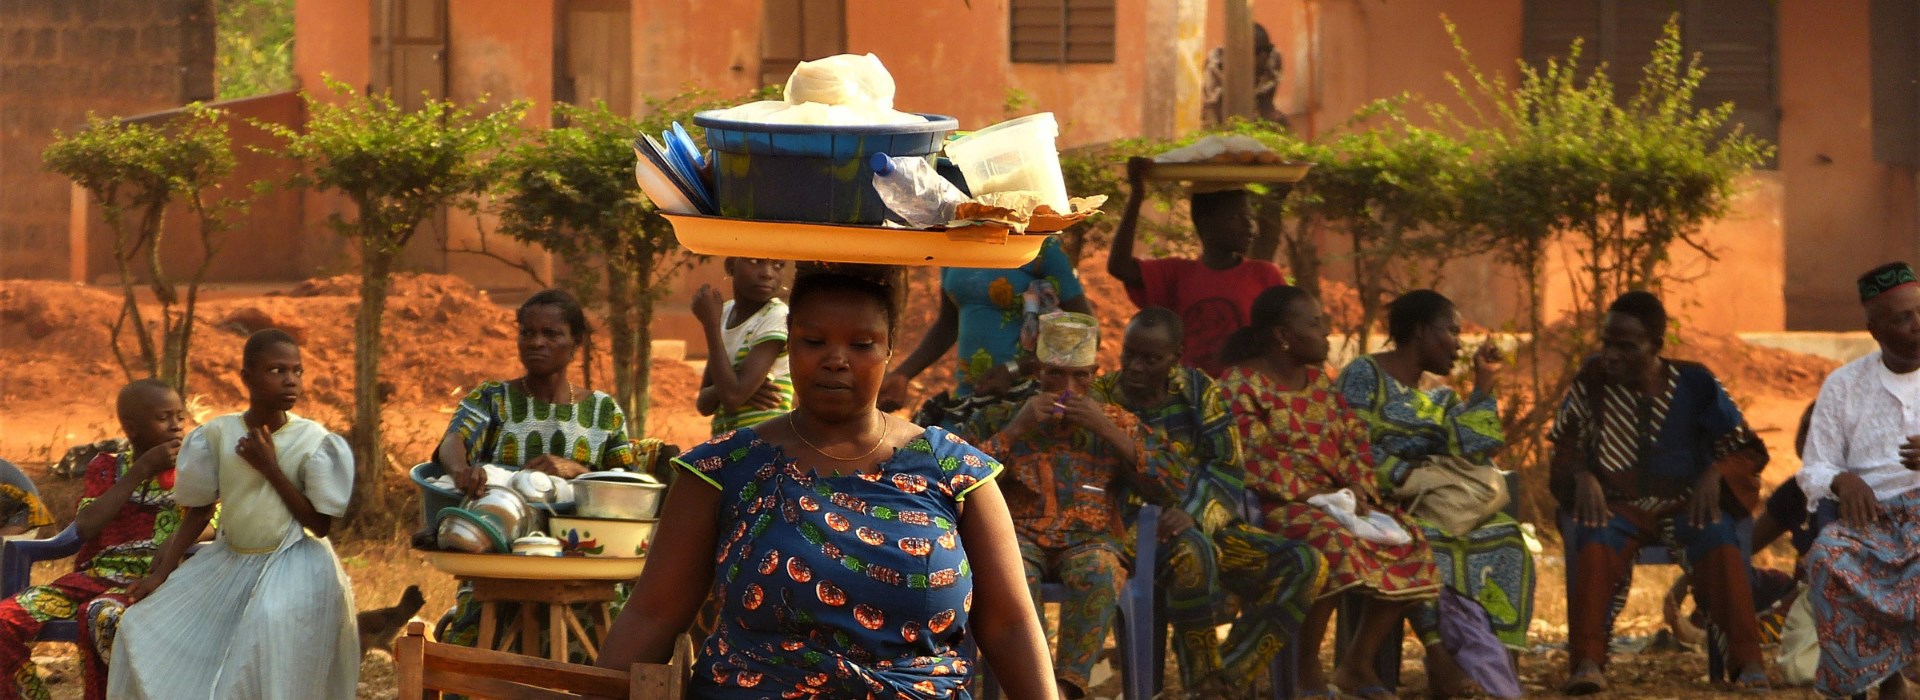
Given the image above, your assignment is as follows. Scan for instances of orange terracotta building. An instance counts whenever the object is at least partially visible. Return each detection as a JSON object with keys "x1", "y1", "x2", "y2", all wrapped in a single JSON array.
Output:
[{"x1": 38, "y1": 0, "x2": 1920, "y2": 342}]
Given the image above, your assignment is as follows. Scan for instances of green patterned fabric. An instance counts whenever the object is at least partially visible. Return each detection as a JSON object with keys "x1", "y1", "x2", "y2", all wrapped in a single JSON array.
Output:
[
  {"x1": 1336, "y1": 354, "x2": 1536, "y2": 650},
  {"x1": 442, "y1": 380, "x2": 637, "y2": 472}
]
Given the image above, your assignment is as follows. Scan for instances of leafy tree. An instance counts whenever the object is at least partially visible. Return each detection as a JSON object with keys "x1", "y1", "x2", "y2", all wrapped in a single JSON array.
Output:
[
  {"x1": 1284, "y1": 102, "x2": 1480, "y2": 346},
  {"x1": 492, "y1": 88, "x2": 776, "y2": 437},
  {"x1": 1437, "y1": 16, "x2": 1770, "y2": 519},
  {"x1": 44, "y1": 105, "x2": 242, "y2": 396},
  {"x1": 260, "y1": 79, "x2": 526, "y2": 515},
  {"x1": 215, "y1": 0, "x2": 295, "y2": 99}
]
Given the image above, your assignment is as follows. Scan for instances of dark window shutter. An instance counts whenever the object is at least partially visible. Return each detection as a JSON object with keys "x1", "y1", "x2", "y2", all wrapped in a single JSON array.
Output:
[
  {"x1": 1684, "y1": 0, "x2": 1779, "y2": 166},
  {"x1": 1065, "y1": 0, "x2": 1116, "y2": 63},
  {"x1": 1011, "y1": 0, "x2": 1113, "y2": 64},
  {"x1": 1871, "y1": 0, "x2": 1920, "y2": 166},
  {"x1": 1522, "y1": 0, "x2": 1603, "y2": 68},
  {"x1": 1524, "y1": 0, "x2": 1779, "y2": 168}
]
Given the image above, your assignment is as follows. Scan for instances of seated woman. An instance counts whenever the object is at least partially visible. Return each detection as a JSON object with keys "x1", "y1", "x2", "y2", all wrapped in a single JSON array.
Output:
[
  {"x1": 595, "y1": 266, "x2": 1055, "y2": 699},
  {"x1": 434, "y1": 289, "x2": 641, "y2": 659},
  {"x1": 1335, "y1": 290, "x2": 1534, "y2": 698},
  {"x1": 1220, "y1": 285, "x2": 1440, "y2": 700},
  {"x1": 1548, "y1": 291, "x2": 1769, "y2": 694}
]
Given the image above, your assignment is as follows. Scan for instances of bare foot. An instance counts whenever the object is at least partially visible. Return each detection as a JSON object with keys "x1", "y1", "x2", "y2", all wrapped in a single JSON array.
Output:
[{"x1": 1563, "y1": 660, "x2": 1606, "y2": 696}]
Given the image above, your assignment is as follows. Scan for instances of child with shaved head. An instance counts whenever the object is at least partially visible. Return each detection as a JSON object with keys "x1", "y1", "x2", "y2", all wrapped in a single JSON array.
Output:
[{"x1": 0, "y1": 378, "x2": 194, "y2": 700}]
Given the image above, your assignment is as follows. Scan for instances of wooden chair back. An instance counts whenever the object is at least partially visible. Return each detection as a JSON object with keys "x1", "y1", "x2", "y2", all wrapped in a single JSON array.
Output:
[{"x1": 394, "y1": 621, "x2": 684, "y2": 699}]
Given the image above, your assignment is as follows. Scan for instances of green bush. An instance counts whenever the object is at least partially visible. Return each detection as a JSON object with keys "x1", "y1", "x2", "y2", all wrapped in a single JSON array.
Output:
[
  {"x1": 259, "y1": 78, "x2": 526, "y2": 516},
  {"x1": 44, "y1": 104, "x2": 241, "y2": 396}
]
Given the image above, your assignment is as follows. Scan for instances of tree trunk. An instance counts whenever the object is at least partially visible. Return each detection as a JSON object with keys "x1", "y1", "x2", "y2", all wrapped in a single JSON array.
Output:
[
  {"x1": 111, "y1": 206, "x2": 160, "y2": 379},
  {"x1": 1285, "y1": 214, "x2": 1322, "y2": 300},
  {"x1": 631, "y1": 289, "x2": 655, "y2": 439},
  {"x1": 349, "y1": 248, "x2": 394, "y2": 519},
  {"x1": 607, "y1": 261, "x2": 636, "y2": 435}
]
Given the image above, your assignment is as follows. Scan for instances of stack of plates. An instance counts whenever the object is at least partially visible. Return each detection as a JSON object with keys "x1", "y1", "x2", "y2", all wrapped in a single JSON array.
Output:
[{"x1": 634, "y1": 127, "x2": 714, "y2": 214}]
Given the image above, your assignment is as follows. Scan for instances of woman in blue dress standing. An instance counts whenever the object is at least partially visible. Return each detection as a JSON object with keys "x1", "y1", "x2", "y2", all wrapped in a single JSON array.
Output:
[{"x1": 597, "y1": 266, "x2": 1056, "y2": 699}]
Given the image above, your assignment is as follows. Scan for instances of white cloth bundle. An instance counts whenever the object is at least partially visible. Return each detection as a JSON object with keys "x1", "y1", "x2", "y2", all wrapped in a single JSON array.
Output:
[{"x1": 1307, "y1": 488, "x2": 1413, "y2": 545}]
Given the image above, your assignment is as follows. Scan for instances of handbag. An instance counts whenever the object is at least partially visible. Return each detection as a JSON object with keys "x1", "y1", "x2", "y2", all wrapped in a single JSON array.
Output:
[{"x1": 1395, "y1": 454, "x2": 1510, "y2": 536}]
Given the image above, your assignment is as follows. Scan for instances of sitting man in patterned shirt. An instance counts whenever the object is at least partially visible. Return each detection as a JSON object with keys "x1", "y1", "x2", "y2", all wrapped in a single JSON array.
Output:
[
  {"x1": 0, "y1": 379, "x2": 208, "y2": 700},
  {"x1": 963, "y1": 312, "x2": 1181, "y2": 699},
  {"x1": 1093, "y1": 307, "x2": 1325, "y2": 698}
]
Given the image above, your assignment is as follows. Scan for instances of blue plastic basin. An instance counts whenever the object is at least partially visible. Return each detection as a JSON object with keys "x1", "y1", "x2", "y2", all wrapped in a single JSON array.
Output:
[{"x1": 692, "y1": 111, "x2": 960, "y2": 224}]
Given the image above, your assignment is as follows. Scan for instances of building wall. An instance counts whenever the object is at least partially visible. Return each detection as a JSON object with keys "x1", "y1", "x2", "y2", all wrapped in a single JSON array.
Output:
[
  {"x1": 73, "y1": 92, "x2": 313, "y2": 285},
  {"x1": 1778, "y1": 0, "x2": 1920, "y2": 329},
  {"x1": 0, "y1": 0, "x2": 215, "y2": 280},
  {"x1": 1263, "y1": 0, "x2": 1816, "y2": 334}
]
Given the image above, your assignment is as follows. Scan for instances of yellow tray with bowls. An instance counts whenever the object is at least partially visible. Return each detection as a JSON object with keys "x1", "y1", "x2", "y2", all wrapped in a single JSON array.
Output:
[
  {"x1": 424, "y1": 550, "x2": 646, "y2": 581},
  {"x1": 663, "y1": 214, "x2": 1051, "y2": 269}
]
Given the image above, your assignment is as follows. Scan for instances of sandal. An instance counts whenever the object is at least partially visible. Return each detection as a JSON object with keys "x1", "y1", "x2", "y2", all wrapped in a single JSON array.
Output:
[
  {"x1": 1561, "y1": 669, "x2": 1606, "y2": 696},
  {"x1": 1731, "y1": 670, "x2": 1770, "y2": 694}
]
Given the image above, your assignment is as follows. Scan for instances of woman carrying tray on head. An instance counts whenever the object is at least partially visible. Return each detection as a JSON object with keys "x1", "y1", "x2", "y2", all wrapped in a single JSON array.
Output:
[
  {"x1": 597, "y1": 265, "x2": 1057, "y2": 699},
  {"x1": 431, "y1": 289, "x2": 662, "y2": 661}
]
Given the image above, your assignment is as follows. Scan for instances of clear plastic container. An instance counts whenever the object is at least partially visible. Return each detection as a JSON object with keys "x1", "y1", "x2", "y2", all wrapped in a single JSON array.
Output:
[{"x1": 944, "y1": 112, "x2": 1070, "y2": 213}]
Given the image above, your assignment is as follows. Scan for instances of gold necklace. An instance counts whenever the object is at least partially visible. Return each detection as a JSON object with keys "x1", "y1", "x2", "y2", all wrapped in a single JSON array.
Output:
[{"x1": 793, "y1": 413, "x2": 892, "y2": 462}]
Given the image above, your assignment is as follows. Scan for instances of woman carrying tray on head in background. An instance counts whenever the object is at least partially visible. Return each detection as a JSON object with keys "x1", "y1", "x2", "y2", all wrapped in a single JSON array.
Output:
[
  {"x1": 1336, "y1": 290, "x2": 1535, "y2": 699},
  {"x1": 430, "y1": 289, "x2": 657, "y2": 660},
  {"x1": 879, "y1": 237, "x2": 1093, "y2": 426},
  {"x1": 597, "y1": 265, "x2": 1057, "y2": 699}
]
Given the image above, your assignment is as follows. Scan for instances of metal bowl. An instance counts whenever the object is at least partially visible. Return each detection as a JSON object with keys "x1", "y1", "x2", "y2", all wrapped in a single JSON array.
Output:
[
  {"x1": 464, "y1": 487, "x2": 536, "y2": 540},
  {"x1": 437, "y1": 507, "x2": 508, "y2": 554},
  {"x1": 571, "y1": 470, "x2": 665, "y2": 520}
]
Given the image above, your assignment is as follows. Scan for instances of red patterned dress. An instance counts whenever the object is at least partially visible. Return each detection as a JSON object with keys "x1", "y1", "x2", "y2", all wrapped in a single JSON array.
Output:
[
  {"x1": 1220, "y1": 367, "x2": 1441, "y2": 600},
  {"x1": 0, "y1": 450, "x2": 189, "y2": 700}
]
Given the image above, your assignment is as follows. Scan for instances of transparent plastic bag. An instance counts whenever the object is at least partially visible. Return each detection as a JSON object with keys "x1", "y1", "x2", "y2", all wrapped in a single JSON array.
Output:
[
  {"x1": 784, "y1": 53, "x2": 896, "y2": 110},
  {"x1": 871, "y1": 154, "x2": 967, "y2": 229}
]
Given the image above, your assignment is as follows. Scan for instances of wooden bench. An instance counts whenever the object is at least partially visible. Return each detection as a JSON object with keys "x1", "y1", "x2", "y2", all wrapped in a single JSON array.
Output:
[{"x1": 395, "y1": 621, "x2": 686, "y2": 699}]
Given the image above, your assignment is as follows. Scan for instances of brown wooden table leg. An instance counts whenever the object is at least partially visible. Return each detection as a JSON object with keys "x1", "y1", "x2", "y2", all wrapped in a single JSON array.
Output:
[
  {"x1": 477, "y1": 600, "x2": 498, "y2": 652},
  {"x1": 518, "y1": 602, "x2": 539, "y2": 657},
  {"x1": 548, "y1": 602, "x2": 569, "y2": 662}
]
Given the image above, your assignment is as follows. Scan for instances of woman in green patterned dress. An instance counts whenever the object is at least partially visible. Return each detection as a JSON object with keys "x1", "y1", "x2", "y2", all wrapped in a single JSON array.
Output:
[
  {"x1": 1336, "y1": 290, "x2": 1535, "y2": 698},
  {"x1": 433, "y1": 289, "x2": 643, "y2": 659}
]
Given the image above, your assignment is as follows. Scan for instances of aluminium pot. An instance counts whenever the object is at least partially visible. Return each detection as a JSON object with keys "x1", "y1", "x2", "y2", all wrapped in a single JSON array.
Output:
[{"x1": 571, "y1": 470, "x2": 665, "y2": 519}]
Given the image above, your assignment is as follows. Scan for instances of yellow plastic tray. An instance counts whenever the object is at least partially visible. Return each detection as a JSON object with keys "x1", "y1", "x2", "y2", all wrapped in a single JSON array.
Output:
[
  {"x1": 424, "y1": 550, "x2": 645, "y2": 581},
  {"x1": 663, "y1": 214, "x2": 1050, "y2": 269},
  {"x1": 1145, "y1": 161, "x2": 1314, "y2": 184}
]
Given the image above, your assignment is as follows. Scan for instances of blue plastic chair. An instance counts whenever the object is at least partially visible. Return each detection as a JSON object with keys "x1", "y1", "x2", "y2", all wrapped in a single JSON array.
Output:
[
  {"x1": 976, "y1": 505, "x2": 1160, "y2": 700},
  {"x1": 0, "y1": 525, "x2": 85, "y2": 643},
  {"x1": 1555, "y1": 510, "x2": 1754, "y2": 683}
]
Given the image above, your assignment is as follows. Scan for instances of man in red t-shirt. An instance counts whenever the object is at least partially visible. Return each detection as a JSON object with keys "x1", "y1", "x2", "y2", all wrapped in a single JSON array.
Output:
[{"x1": 1107, "y1": 157, "x2": 1287, "y2": 377}]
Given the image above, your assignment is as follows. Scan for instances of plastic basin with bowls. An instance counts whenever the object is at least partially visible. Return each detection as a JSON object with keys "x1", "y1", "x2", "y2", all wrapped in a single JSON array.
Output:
[
  {"x1": 411, "y1": 462, "x2": 569, "y2": 531},
  {"x1": 692, "y1": 111, "x2": 959, "y2": 224}
]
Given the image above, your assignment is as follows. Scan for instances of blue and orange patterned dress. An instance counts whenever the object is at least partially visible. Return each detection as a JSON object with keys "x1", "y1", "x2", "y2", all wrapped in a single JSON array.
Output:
[{"x1": 675, "y1": 426, "x2": 1004, "y2": 699}]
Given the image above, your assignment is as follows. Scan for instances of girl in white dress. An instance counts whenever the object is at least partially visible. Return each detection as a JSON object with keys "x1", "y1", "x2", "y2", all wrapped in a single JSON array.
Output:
[{"x1": 108, "y1": 330, "x2": 359, "y2": 700}]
